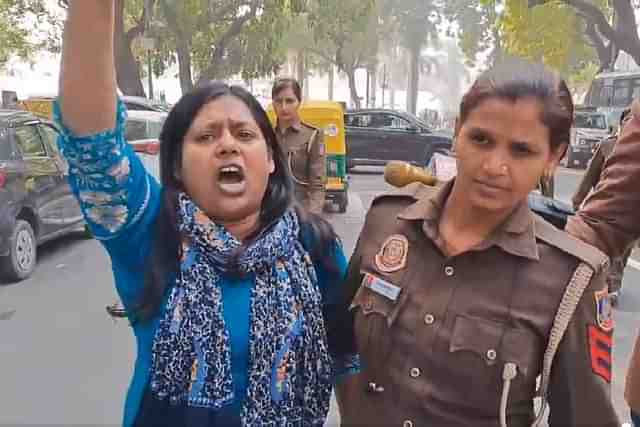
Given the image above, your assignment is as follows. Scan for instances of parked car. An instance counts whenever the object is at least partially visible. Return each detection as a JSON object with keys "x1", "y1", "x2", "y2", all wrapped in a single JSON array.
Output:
[
  {"x1": 121, "y1": 96, "x2": 171, "y2": 113},
  {"x1": 566, "y1": 110, "x2": 610, "y2": 168},
  {"x1": 125, "y1": 110, "x2": 167, "y2": 180},
  {"x1": 0, "y1": 109, "x2": 86, "y2": 281},
  {"x1": 345, "y1": 109, "x2": 453, "y2": 170}
]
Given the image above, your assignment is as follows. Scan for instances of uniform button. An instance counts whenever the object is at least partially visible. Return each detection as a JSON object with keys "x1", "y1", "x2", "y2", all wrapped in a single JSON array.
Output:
[
  {"x1": 424, "y1": 313, "x2": 435, "y2": 325},
  {"x1": 410, "y1": 367, "x2": 421, "y2": 378},
  {"x1": 444, "y1": 266, "x2": 455, "y2": 276},
  {"x1": 486, "y1": 349, "x2": 497, "y2": 361},
  {"x1": 403, "y1": 420, "x2": 414, "y2": 427},
  {"x1": 365, "y1": 298, "x2": 373, "y2": 310}
]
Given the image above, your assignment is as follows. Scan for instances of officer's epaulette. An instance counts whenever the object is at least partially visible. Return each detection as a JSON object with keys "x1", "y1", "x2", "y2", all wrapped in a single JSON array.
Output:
[
  {"x1": 533, "y1": 215, "x2": 609, "y2": 272},
  {"x1": 371, "y1": 182, "x2": 436, "y2": 207}
]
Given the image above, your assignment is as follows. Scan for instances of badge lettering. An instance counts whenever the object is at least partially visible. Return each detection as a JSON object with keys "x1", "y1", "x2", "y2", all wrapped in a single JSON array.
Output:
[
  {"x1": 594, "y1": 288, "x2": 614, "y2": 332},
  {"x1": 375, "y1": 234, "x2": 409, "y2": 273},
  {"x1": 362, "y1": 273, "x2": 402, "y2": 302}
]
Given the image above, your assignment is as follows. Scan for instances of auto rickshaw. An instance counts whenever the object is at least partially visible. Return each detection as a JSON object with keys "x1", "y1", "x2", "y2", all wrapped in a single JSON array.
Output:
[
  {"x1": 267, "y1": 100, "x2": 349, "y2": 213},
  {"x1": 18, "y1": 96, "x2": 55, "y2": 120}
]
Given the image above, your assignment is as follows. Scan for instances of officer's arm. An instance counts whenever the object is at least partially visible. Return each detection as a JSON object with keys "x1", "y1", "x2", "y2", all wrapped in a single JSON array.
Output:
[
  {"x1": 547, "y1": 270, "x2": 619, "y2": 427},
  {"x1": 307, "y1": 130, "x2": 326, "y2": 215},
  {"x1": 572, "y1": 146, "x2": 605, "y2": 210},
  {"x1": 567, "y1": 111, "x2": 640, "y2": 257}
]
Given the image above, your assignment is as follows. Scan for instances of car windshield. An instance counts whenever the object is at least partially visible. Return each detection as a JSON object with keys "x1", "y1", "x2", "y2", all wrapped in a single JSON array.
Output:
[{"x1": 575, "y1": 113, "x2": 607, "y2": 130}]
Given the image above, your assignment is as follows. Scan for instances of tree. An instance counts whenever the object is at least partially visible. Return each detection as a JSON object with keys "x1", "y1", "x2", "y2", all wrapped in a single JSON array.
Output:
[
  {"x1": 115, "y1": 0, "x2": 152, "y2": 97},
  {"x1": 154, "y1": 0, "x2": 293, "y2": 94},
  {"x1": 300, "y1": 0, "x2": 378, "y2": 109},
  {"x1": 441, "y1": 0, "x2": 502, "y2": 69},
  {"x1": 499, "y1": 0, "x2": 598, "y2": 76},
  {"x1": 382, "y1": 0, "x2": 440, "y2": 114},
  {"x1": 56, "y1": 0, "x2": 152, "y2": 96},
  {"x1": 536, "y1": 0, "x2": 640, "y2": 70},
  {"x1": 530, "y1": 0, "x2": 640, "y2": 70},
  {"x1": 0, "y1": 0, "x2": 62, "y2": 70}
]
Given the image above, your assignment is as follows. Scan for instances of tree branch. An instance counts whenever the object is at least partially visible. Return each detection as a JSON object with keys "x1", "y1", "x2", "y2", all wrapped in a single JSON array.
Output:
[
  {"x1": 196, "y1": 0, "x2": 261, "y2": 84},
  {"x1": 561, "y1": 0, "x2": 640, "y2": 60}
]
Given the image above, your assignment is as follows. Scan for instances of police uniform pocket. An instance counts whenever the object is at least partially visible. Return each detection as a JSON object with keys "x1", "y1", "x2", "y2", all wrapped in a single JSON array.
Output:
[
  {"x1": 449, "y1": 315, "x2": 542, "y2": 405},
  {"x1": 450, "y1": 314, "x2": 503, "y2": 366}
]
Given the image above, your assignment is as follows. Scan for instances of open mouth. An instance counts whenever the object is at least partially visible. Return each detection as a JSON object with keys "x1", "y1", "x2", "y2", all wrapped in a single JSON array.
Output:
[{"x1": 216, "y1": 164, "x2": 247, "y2": 195}]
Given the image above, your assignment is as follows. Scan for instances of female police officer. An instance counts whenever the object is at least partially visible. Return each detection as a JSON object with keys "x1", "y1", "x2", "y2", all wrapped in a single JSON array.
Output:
[
  {"x1": 272, "y1": 78, "x2": 326, "y2": 215},
  {"x1": 335, "y1": 60, "x2": 619, "y2": 427}
]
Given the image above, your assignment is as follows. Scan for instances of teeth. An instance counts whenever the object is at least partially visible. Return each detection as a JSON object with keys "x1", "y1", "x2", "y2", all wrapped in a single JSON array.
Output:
[{"x1": 221, "y1": 166, "x2": 241, "y2": 173}]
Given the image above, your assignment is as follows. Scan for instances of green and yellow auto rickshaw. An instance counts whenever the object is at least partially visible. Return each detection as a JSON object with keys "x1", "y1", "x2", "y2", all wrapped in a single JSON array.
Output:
[{"x1": 267, "y1": 100, "x2": 349, "y2": 213}]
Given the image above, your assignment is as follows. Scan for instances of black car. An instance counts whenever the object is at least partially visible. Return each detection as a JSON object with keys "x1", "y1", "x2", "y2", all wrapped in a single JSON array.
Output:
[
  {"x1": 345, "y1": 109, "x2": 453, "y2": 170},
  {"x1": 0, "y1": 110, "x2": 86, "y2": 281}
]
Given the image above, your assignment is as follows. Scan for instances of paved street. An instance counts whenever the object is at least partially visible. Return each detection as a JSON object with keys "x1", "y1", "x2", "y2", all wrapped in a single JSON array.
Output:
[{"x1": 1, "y1": 166, "x2": 639, "y2": 426}]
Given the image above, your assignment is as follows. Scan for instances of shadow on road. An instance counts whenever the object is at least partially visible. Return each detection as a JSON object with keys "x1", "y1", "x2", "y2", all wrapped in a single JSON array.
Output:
[{"x1": 0, "y1": 232, "x2": 91, "y2": 287}]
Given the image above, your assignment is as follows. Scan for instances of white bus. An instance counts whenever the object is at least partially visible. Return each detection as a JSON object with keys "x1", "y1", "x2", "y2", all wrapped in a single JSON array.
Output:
[{"x1": 584, "y1": 70, "x2": 640, "y2": 131}]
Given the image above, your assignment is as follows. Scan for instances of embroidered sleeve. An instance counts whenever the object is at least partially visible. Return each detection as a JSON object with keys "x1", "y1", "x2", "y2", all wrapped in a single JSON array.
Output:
[{"x1": 53, "y1": 99, "x2": 153, "y2": 241}]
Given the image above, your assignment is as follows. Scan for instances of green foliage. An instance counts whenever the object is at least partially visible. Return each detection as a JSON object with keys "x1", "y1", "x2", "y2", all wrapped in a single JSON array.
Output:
[
  {"x1": 304, "y1": 0, "x2": 378, "y2": 70},
  {"x1": 0, "y1": 0, "x2": 62, "y2": 69},
  {"x1": 155, "y1": 0, "x2": 294, "y2": 85},
  {"x1": 499, "y1": 0, "x2": 596, "y2": 76}
]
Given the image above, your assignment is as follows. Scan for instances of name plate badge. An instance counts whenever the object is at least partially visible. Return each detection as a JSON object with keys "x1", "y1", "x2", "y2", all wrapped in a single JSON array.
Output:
[{"x1": 363, "y1": 273, "x2": 402, "y2": 302}]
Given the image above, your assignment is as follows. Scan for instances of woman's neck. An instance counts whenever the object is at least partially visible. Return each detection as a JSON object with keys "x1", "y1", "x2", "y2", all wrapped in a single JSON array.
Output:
[{"x1": 219, "y1": 212, "x2": 261, "y2": 241}]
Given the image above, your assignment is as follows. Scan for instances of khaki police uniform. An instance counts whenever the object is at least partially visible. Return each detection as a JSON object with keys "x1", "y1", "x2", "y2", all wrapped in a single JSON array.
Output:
[
  {"x1": 276, "y1": 121, "x2": 326, "y2": 215},
  {"x1": 572, "y1": 136, "x2": 632, "y2": 295},
  {"x1": 336, "y1": 180, "x2": 618, "y2": 427},
  {"x1": 566, "y1": 103, "x2": 640, "y2": 417}
]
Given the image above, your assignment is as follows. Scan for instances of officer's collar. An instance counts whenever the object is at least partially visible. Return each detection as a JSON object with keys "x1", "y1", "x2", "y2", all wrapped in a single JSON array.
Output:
[
  {"x1": 277, "y1": 120, "x2": 303, "y2": 134},
  {"x1": 398, "y1": 180, "x2": 540, "y2": 260}
]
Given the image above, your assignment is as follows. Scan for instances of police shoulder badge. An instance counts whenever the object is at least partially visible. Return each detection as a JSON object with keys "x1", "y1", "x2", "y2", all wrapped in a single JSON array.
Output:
[
  {"x1": 594, "y1": 288, "x2": 614, "y2": 332},
  {"x1": 375, "y1": 234, "x2": 409, "y2": 273}
]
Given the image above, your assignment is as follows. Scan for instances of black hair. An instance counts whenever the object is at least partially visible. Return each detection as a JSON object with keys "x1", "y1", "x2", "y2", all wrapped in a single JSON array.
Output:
[
  {"x1": 459, "y1": 57, "x2": 574, "y2": 152},
  {"x1": 272, "y1": 77, "x2": 302, "y2": 101},
  {"x1": 134, "y1": 82, "x2": 338, "y2": 322}
]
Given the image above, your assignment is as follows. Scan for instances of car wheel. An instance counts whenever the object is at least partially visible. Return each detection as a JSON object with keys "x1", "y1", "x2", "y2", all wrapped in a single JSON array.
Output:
[{"x1": 0, "y1": 220, "x2": 37, "y2": 282}]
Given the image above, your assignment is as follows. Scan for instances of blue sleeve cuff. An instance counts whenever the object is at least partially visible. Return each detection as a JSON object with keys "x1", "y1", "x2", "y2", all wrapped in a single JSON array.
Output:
[
  {"x1": 53, "y1": 98, "x2": 151, "y2": 240},
  {"x1": 332, "y1": 353, "x2": 361, "y2": 384}
]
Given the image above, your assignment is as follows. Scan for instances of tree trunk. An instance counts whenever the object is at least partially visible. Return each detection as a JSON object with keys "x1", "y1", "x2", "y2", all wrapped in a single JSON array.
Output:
[
  {"x1": 159, "y1": 0, "x2": 193, "y2": 93},
  {"x1": 328, "y1": 65, "x2": 334, "y2": 101},
  {"x1": 370, "y1": 65, "x2": 377, "y2": 108},
  {"x1": 114, "y1": 0, "x2": 146, "y2": 96},
  {"x1": 176, "y1": 39, "x2": 194, "y2": 94},
  {"x1": 347, "y1": 68, "x2": 361, "y2": 109},
  {"x1": 407, "y1": 45, "x2": 420, "y2": 115},
  {"x1": 560, "y1": 0, "x2": 640, "y2": 67}
]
